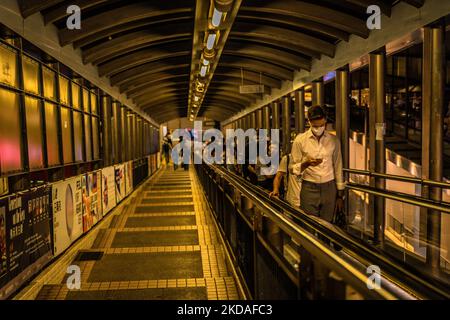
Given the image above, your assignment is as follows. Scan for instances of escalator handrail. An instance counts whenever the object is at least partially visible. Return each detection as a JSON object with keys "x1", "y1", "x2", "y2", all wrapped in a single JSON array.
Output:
[
  {"x1": 346, "y1": 183, "x2": 450, "y2": 214},
  {"x1": 203, "y1": 165, "x2": 405, "y2": 300},
  {"x1": 206, "y1": 164, "x2": 450, "y2": 300},
  {"x1": 344, "y1": 168, "x2": 450, "y2": 189}
]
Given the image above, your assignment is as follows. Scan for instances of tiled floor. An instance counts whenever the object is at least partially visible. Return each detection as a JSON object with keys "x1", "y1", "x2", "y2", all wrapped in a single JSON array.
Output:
[{"x1": 34, "y1": 166, "x2": 240, "y2": 300}]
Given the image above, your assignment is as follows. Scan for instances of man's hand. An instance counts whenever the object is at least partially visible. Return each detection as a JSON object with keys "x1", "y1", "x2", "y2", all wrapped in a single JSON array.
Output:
[
  {"x1": 301, "y1": 158, "x2": 323, "y2": 171},
  {"x1": 269, "y1": 190, "x2": 280, "y2": 198}
]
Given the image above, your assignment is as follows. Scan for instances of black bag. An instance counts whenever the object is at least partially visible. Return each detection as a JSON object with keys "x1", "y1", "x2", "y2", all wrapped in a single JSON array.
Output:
[{"x1": 332, "y1": 205, "x2": 347, "y2": 228}]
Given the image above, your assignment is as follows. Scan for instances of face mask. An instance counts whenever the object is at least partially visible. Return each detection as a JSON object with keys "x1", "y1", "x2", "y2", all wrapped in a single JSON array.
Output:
[{"x1": 312, "y1": 125, "x2": 325, "y2": 136}]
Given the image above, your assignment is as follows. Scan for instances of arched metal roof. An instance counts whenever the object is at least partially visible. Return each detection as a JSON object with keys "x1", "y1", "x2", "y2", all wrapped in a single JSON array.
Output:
[{"x1": 18, "y1": 0, "x2": 425, "y2": 123}]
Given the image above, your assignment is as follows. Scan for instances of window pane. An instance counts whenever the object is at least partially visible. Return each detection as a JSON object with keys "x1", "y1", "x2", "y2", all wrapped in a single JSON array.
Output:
[
  {"x1": 73, "y1": 111, "x2": 83, "y2": 161},
  {"x1": 22, "y1": 55, "x2": 39, "y2": 94},
  {"x1": 90, "y1": 92, "x2": 98, "y2": 115},
  {"x1": 0, "y1": 44, "x2": 18, "y2": 87},
  {"x1": 0, "y1": 88, "x2": 22, "y2": 173},
  {"x1": 82, "y1": 88, "x2": 89, "y2": 113},
  {"x1": 71, "y1": 82, "x2": 81, "y2": 110},
  {"x1": 44, "y1": 102, "x2": 60, "y2": 166},
  {"x1": 42, "y1": 67, "x2": 56, "y2": 100},
  {"x1": 84, "y1": 114, "x2": 92, "y2": 161},
  {"x1": 92, "y1": 116, "x2": 99, "y2": 160},
  {"x1": 24, "y1": 96, "x2": 44, "y2": 169},
  {"x1": 60, "y1": 107, "x2": 73, "y2": 164},
  {"x1": 59, "y1": 76, "x2": 69, "y2": 105}
]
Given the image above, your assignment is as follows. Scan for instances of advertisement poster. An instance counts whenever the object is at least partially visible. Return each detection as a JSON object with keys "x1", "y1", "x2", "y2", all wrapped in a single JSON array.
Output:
[
  {"x1": 82, "y1": 171, "x2": 102, "y2": 233},
  {"x1": 52, "y1": 176, "x2": 83, "y2": 256},
  {"x1": 6, "y1": 186, "x2": 52, "y2": 281},
  {"x1": 125, "y1": 161, "x2": 133, "y2": 196},
  {"x1": 102, "y1": 166, "x2": 116, "y2": 216},
  {"x1": 115, "y1": 164, "x2": 125, "y2": 203},
  {"x1": 0, "y1": 197, "x2": 7, "y2": 286}
]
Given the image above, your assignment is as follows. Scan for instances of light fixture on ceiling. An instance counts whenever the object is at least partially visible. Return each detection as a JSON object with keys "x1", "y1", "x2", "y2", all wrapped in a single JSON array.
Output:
[
  {"x1": 206, "y1": 32, "x2": 217, "y2": 50},
  {"x1": 200, "y1": 65, "x2": 207, "y2": 77},
  {"x1": 194, "y1": 96, "x2": 199, "y2": 102},
  {"x1": 211, "y1": 8, "x2": 223, "y2": 28},
  {"x1": 202, "y1": 58, "x2": 209, "y2": 66}
]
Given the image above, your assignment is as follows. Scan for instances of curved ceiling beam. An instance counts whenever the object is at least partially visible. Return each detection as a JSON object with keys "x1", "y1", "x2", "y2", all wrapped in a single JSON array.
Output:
[
  {"x1": 205, "y1": 90, "x2": 256, "y2": 104},
  {"x1": 43, "y1": 0, "x2": 108, "y2": 25},
  {"x1": 211, "y1": 74, "x2": 276, "y2": 88},
  {"x1": 143, "y1": 98, "x2": 188, "y2": 111},
  {"x1": 224, "y1": 42, "x2": 311, "y2": 71},
  {"x1": 129, "y1": 81, "x2": 267, "y2": 100},
  {"x1": 402, "y1": 0, "x2": 425, "y2": 8},
  {"x1": 19, "y1": 0, "x2": 64, "y2": 18},
  {"x1": 142, "y1": 94, "x2": 247, "y2": 110},
  {"x1": 229, "y1": 34, "x2": 320, "y2": 60},
  {"x1": 241, "y1": 0, "x2": 369, "y2": 38},
  {"x1": 128, "y1": 80, "x2": 189, "y2": 99},
  {"x1": 218, "y1": 56, "x2": 293, "y2": 81},
  {"x1": 58, "y1": 2, "x2": 193, "y2": 46},
  {"x1": 136, "y1": 88, "x2": 255, "y2": 106},
  {"x1": 213, "y1": 68, "x2": 282, "y2": 88},
  {"x1": 140, "y1": 94, "x2": 189, "y2": 108},
  {"x1": 119, "y1": 69, "x2": 189, "y2": 94},
  {"x1": 82, "y1": 26, "x2": 192, "y2": 65},
  {"x1": 112, "y1": 59, "x2": 189, "y2": 87},
  {"x1": 237, "y1": 12, "x2": 349, "y2": 42},
  {"x1": 142, "y1": 96, "x2": 246, "y2": 113},
  {"x1": 98, "y1": 43, "x2": 191, "y2": 77},
  {"x1": 232, "y1": 22, "x2": 335, "y2": 58},
  {"x1": 74, "y1": 15, "x2": 193, "y2": 49},
  {"x1": 135, "y1": 88, "x2": 255, "y2": 106},
  {"x1": 149, "y1": 105, "x2": 237, "y2": 118},
  {"x1": 344, "y1": 0, "x2": 391, "y2": 16},
  {"x1": 124, "y1": 73, "x2": 190, "y2": 95}
]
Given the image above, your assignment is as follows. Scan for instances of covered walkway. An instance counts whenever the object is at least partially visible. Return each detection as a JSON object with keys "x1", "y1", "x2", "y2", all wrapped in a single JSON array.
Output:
[{"x1": 27, "y1": 168, "x2": 240, "y2": 300}]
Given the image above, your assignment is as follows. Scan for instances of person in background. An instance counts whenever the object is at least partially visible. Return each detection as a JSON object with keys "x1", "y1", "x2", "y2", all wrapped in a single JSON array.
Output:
[
  {"x1": 269, "y1": 152, "x2": 300, "y2": 208},
  {"x1": 249, "y1": 140, "x2": 276, "y2": 191},
  {"x1": 162, "y1": 132, "x2": 173, "y2": 166}
]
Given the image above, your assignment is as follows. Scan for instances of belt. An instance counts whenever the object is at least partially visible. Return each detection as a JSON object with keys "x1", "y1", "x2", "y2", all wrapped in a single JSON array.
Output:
[{"x1": 302, "y1": 179, "x2": 335, "y2": 186}]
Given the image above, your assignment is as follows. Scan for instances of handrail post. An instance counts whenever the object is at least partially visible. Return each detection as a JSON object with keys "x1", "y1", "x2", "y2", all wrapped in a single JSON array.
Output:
[
  {"x1": 369, "y1": 48, "x2": 386, "y2": 245},
  {"x1": 422, "y1": 21, "x2": 444, "y2": 274}
]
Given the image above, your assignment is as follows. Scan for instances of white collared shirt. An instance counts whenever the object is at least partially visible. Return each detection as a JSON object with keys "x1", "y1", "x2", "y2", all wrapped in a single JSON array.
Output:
[{"x1": 291, "y1": 129, "x2": 345, "y2": 190}]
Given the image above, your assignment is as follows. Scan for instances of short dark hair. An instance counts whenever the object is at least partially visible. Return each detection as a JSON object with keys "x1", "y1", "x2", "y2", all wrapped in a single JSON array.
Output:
[{"x1": 307, "y1": 105, "x2": 327, "y2": 120}]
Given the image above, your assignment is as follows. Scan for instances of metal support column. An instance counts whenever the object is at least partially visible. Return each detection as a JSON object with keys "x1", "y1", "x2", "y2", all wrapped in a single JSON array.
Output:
[
  {"x1": 312, "y1": 78, "x2": 324, "y2": 106},
  {"x1": 271, "y1": 101, "x2": 280, "y2": 130},
  {"x1": 101, "y1": 95, "x2": 112, "y2": 166},
  {"x1": 256, "y1": 109, "x2": 263, "y2": 130},
  {"x1": 263, "y1": 105, "x2": 270, "y2": 130},
  {"x1": 335, "y1": 65, "x2": 350, "y2": 170},
  {"x1": 369, "y1": 49, "x2": 386, "y2": 244},
  {"x1": 295, "y1": 89, "x2": 305, "y2": 134},
  {"x1": 282, "y1": 95, "x2": 291, "y2": 154},
  {"x1": 251, "y1": 112, "x2": 257, "y2": 130},
  {"x1": 422, "y1": 22, "x2": 444, "y2": 272}
]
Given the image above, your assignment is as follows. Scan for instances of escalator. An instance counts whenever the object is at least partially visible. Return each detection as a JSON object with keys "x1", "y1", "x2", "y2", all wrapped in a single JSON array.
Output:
[{"x1": 195, "y1": 163, "x2": 450, "y2": 300}]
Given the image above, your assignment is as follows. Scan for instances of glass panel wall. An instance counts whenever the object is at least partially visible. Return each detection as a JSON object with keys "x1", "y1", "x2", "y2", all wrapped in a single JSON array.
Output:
[{"x1": 24, "y1": 96, "x2": 44, "y2": 169}]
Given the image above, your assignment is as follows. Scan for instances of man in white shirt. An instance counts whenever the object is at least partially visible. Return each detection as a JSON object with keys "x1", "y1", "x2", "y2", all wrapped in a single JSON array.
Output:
[
  {"x1": 270, "y1": 153, "x2": 301, "y2": 208},
  {"x1": 291, "y1": 105, "x2": 345, "y2": 223}
]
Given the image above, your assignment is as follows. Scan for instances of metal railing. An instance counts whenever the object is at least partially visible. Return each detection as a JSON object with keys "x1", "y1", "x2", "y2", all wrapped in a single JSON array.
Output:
[
  {"x1": 195, "y1": 163, "x2": 450, "y2": 300},
  {"x1": 344, "y1": 168, "x2": 450, "y2": 189}
]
